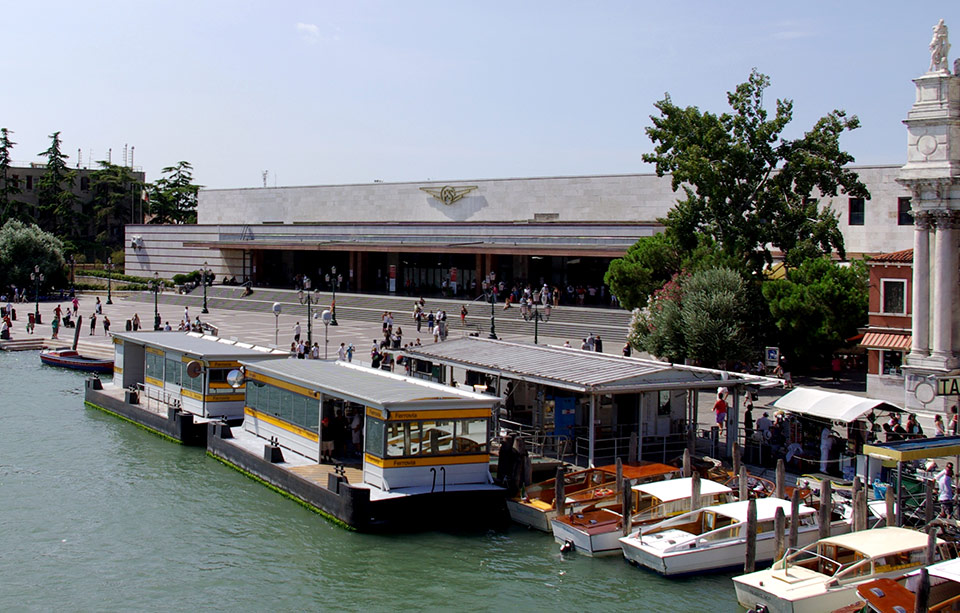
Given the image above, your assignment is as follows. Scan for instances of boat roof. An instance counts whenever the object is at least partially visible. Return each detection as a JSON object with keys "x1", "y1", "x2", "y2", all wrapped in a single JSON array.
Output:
[
  {"x1": 863, "y1": 435, "x2": 960, "y2": 462},
  {"x1": 818, "y1": 527, "x2": 931, "y2": 558},
  {"x1": 771, "y1": 388, "x2": 903, "y2": 424},
  {"x1": 112, "y1": 331, "x2": 288, "y2": 360},
  {"x1": 633, "y1": 477, "x2": 731, "y2": 502},
  {"x1": 241, "y1": 359, "x2": 499, "y2": 410},
  {"x1": 705, "y1": 498, "x2": 814, "y2": 522}
]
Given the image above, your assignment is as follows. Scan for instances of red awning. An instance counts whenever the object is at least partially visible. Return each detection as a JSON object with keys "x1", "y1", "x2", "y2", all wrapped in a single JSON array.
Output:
[{"x1": 860, "y1": 332, "x2": 912, "y2": 350}]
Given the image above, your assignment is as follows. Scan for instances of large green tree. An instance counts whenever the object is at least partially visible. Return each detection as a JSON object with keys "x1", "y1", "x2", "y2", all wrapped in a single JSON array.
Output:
[
  {"x1": 643, "y1": 69, "x2": 869, "y2": 272},
  {"x1": 148, "y1": 161, "x2": 200, "y2": 224},
  {"x1": 0, "y1": 219, "x2": 65, "y2": 293},
  {"x1": 89, "y1": 162, "x2": 142, "y2": 250},
  {"x1": 604, "y1": 233, "x2": 681, "y2": 310},
  {"x1": 762, "y1": 257, "x2": 868, "y2": 368},
  {"x1": 630, "y1": 267, "x2": 754, "y2": 368},
  {"x1": 36, "y1": 131, "x2": 79, "y2": 236},
  {"x1": 0, "y1": 128, "x2": 22, "y2": 225}
]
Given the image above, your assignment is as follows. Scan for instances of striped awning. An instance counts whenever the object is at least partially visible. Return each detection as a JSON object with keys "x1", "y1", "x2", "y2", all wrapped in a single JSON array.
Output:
[{"x1": 860, "y1": 332, "x2": 912, "y2": 350}]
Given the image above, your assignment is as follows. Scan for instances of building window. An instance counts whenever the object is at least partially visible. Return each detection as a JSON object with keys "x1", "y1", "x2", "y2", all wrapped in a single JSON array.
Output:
[
  {"x1": 26, "y1": 175, "x2": 33, "y2": 191},
  {"x1": 898, "y1": 197, "x2": 914, "y2": 226},
  {"x1": 881, "y1": 350, "x2": 903, "y2": 376},
  {"x1": 848, "y1": 198, "x2": 865, "y2": 226},
  {"x1": 881, "y1": 279, "x2": 906, "y2": 314},
  {"x1": 80, "y1": 176, "x2": 90, "y2": 191}
]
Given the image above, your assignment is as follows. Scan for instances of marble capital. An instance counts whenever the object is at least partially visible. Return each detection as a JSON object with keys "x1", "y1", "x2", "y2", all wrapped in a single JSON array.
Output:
[{"x1": 932, "y1": 209, "x2": 960, "y2": 229}]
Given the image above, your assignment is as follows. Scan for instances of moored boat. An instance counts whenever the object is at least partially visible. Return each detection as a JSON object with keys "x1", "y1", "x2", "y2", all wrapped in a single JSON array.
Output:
[
  {"x1": 619, "y1": 497, "x2": 850, "y2": 576},
  {"x1": 551, "y1": 477, "x2": 733, "y2": 556},
  {"x1": 732, "y1": 526, "x2": 942, "y2": 613},
  {"x1": 507, "y1": 462, "x2": 681, "y2": 532},
  {"x1": 40, "y1": 348, "x2": 114, "y2": 374}
]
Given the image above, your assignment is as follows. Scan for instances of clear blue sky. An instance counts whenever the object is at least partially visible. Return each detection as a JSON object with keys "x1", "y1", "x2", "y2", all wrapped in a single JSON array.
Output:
[{"x1": 2, "y1": 2, "x2": 957, "y2": 189}]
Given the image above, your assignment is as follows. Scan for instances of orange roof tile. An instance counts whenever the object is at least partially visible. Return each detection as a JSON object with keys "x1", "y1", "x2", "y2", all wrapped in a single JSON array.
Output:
[
  {"x1": 870, "y1": 249, "x2": 913, "y2": 263},
  {"x1": 861, "y1": 332, "x2": 912, "y2": 350}
]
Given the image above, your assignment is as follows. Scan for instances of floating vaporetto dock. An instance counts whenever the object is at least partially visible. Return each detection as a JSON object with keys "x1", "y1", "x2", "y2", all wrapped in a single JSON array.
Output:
[{"x1": 207, "y1": 358, "x2": 505, "y2": 531}]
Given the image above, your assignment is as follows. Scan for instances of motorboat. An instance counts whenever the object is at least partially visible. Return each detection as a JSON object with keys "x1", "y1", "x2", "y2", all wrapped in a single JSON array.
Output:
[
  {"x1": 619, "y1": 497, "x2": 850, "y2": 576},
  {"x1": 732, "y1": 526, "x2": 942, "y2": 613},
  {"x1": 506, "y1": 462, "x2": 681, "y2": 532},
  {"x1": 40, "y1": 348, "x2": 114, "y2": 374},
  {"x1": 854, "y1": 557, "x2": 960, "y2": 612},
  {"x1": 551, "y1": 477, "x2": 733, "y2": 556}
]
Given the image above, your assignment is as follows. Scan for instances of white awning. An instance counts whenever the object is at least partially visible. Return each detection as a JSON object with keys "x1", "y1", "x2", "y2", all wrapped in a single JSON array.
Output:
[{"x1": 771, "y1": 388, "x2": 902, "y2": 424}]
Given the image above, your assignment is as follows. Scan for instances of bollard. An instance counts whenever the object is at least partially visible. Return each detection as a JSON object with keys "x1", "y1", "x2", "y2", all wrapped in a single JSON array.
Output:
[
  {"x1": 818, "y1": 480, "x2": 832, "y2": 540},
  {"x1": 555, "y1": 466, "x2": 567, "y2": 516},
  {"x1": 744, "y1": 498, "x2": 758, "y2": 574},
  {"x1": 886, "y1": 486, "x2": 896, "y2": 527},
  {"x1": 776, "y1": 459, "x2": 786, "y2": 500},
  {"x1": 774, "y1": 506, "x2": 786, "y2": 563},
  {"x1": 683, "y1": 448, "x2": 692, "y2": 478},
  {"x1": 739, "y1": 465, "x2": 749, "y2": 501},
  {"x1": 789, "y1": 488, "x2": 800, "y2": 548}
]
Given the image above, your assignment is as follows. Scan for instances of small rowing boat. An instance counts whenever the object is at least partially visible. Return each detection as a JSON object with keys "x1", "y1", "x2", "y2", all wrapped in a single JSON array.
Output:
[{"x1": 39, "y1": 315, "x2": 114, "y2": 374}]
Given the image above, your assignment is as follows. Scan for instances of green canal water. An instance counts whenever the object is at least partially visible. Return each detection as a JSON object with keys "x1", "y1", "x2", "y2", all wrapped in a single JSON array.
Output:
[{"x1": 0, "y1": 351, "x2": 742, "y2": 612}]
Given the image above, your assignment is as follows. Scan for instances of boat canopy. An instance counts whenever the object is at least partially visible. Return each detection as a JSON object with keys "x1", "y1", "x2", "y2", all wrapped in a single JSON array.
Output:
[
  {"x1": 632, "y1": 477, "x2": 731, "y2": 502},
  {"x1": 707, "y1": 498, "x2": 813, "y2": 523},
  {"x1": 862, "y1": 435, "x2": 960, "y2": 462},
  {"x1": 771, "y1": 388, "x2": 903, "y2": 424},
  {"x1": 815, "y1": 526, "x2": 934, "y2": 559},
  {"x1": 908, "y1": 557, "x2": 960, "y2": 583}
]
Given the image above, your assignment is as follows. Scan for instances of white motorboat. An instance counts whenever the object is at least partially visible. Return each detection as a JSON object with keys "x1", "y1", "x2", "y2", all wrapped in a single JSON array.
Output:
[
  {"x1": 732, "y1": 526, "x2": 941, "y2": 613},
  {"x1": 618, "y1": 497, "x2": 850, "y2": 576},
  {"x1": 551, "y1": 477, "x2": 733, "y2": 557}
]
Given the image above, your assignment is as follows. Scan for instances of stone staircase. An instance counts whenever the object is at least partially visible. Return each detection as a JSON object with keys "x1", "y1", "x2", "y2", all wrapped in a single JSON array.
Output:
[{"x1": 124, "y1": 286, "x2": 635, "y2": 342}]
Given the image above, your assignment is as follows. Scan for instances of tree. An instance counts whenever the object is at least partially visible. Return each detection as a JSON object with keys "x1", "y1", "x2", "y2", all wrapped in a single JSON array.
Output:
[
  {"x1": 605, "y1": 233, "x2": 681, "y2": 310},
  {"x1": 36, "y1": 131, "x2": 79, "y2": 236},
  {"x1": 0, "y1": 219, "x2": 65, "y2": 293},
  {"x1": 0, "y1": 128, "x2": 22, "y2": 225},
  {"x1": 762, "y1": 257, "x2": 868, "y2": 368},
  {"x1": 148, "y1": 161, "x2": 200, "y2": 224},
  {"x1": 630, "y1": 267, "x2": 754, "y2": 367},
  {"x1": 643, "y1": 69, "x2": 869, "y2": 272},
  {"x1": 89, "y1": 162, "x2": 142, "y2": 250}
]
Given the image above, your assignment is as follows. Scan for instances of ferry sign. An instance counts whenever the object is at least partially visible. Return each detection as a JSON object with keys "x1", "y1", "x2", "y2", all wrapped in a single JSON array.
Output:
[{"x1": 938, "y1": 376, "x2": 960, "y2": 396}]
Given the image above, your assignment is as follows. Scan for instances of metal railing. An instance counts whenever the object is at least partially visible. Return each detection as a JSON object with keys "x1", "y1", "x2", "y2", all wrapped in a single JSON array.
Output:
[
  {"x1": 496, "y1": 418, "x2": 572, "y2": 461},
  {"x1": 134, "y1": 383, "x2": 181, "y2": 415}
]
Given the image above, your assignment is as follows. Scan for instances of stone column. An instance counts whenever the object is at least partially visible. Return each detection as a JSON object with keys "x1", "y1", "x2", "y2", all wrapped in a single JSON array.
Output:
[
  {"x1": 910, "y1": 212, "x2": 932, "y2": 359},
  {"x1": 931, "y1": 210, "x2": 959, "y2": 363}
]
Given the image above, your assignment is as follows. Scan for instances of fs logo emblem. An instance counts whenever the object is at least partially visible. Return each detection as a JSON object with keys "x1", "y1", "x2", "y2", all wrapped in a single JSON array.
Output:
[{"x1": 420, "y1": 185, "x2": 478, "y2": 206}]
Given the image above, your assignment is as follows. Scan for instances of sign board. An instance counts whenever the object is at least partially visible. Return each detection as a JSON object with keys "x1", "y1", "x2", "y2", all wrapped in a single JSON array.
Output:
[
  {"x1": 938, "y1": 376, "x2": 960, "y2": 396},
  {"x1": 765, "y1": 346, "x2": 780, "y2": 368}
]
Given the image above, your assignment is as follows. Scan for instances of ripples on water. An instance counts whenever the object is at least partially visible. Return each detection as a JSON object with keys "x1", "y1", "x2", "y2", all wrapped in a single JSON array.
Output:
[{"x1": 0, "y1": 352, "x2": 742, "y2": 612}]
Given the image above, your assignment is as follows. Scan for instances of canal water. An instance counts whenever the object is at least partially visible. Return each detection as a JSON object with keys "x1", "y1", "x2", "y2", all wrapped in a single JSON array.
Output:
[{"x1": 0, "y1": 351, "x2": 741, "y2": 612}]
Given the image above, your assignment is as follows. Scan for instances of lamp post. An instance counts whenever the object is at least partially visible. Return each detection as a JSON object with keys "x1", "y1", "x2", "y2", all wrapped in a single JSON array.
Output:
[
  {"x1": 321, "y1": 309, "x2": 332, "y2": 358},
  {"x1": 485, "y1": 287, "x2": 497, "y2": 340},
  {"x1": 68, "y1": 255, "x2": 76, "y2": 297},
  {"x1": 325, "y1": 265, "x2": 340, "y2": 326},
  {"x1": 299, "y1": 289, "x2": 314, "y2": 346},
  {"x1": 105, "y1": 257, "x2": 114, "y2": 305},
  {"x1": 31, "y1": 265, "x2": 44, "y2": 321},
  {"x1": 201, "y1": 261, "x2": 210, "y2": 314},
  {"x1": 150, "y1": 272, "x2": 162, "y2": 330},
  {"x1": 272, "y1": 302, "x2": 282, "y2": 345},
  {"x1": 522, "y1": 301, "x2": 552, "y2": 344}
]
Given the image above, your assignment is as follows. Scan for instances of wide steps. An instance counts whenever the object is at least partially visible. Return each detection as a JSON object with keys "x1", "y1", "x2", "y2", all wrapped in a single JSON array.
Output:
[{"x1": 0, "y1": 338, "x2": 45, "y2": 351}]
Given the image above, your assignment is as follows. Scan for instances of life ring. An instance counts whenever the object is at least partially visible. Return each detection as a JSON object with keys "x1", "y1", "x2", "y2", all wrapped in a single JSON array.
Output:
[{"x1": 593, "y1": 488, "x2": 614, "y2": 498}]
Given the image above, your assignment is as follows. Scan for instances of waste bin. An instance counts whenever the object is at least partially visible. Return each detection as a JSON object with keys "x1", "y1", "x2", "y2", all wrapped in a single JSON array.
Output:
[
  {"x1": 10, "y1": 308, "x2": 14, "y2": 321},
  {"x1": 126, "y1": 319, "x2": 132, "y2": 331},
  {"x1": 35, "y1": 312, "x2": 42, "y2": 324}
]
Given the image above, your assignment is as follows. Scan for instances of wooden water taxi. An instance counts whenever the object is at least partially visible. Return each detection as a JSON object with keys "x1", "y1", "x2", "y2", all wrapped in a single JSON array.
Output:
[
  {"x1": 619, "y1": 497, "x2": 850, "y2": 576},
  {"x1": 40, "y1": 348, "x2": 114, "y2": 374},
  {"x1": 733, "y1": 527, "x2": 942, "y2": 613},
  {"x1": 550, "y1": 477, "x2": 733, "y2": 556},
  {"x1": 506, "y1": 462, "x2": 681, "y2": 532},
  {"x1": 853, "y1": 557, "x2": 960, "y2": 612}
]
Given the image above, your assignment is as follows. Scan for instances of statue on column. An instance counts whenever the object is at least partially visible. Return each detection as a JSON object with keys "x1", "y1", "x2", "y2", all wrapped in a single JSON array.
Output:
[{"x1": 930, "y1": 19, "x2": 951, "y2": 73}]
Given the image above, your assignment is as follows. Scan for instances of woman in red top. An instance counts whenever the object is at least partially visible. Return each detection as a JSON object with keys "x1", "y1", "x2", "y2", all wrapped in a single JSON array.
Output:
[{"x1": 713, "y1": 392, "x2": 728, "y2": 435}]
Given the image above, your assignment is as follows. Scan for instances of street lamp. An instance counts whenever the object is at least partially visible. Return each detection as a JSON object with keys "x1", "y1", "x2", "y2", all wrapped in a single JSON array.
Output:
[
  {"x1": 272, "y1": 302, "x2": 282, "y2": 345},
  {"x1": 31, "y1": 265, "x2": 44, "y2": 322},
  {"x1": 201, "y1": 261, "x2": 210, "y2": 314},
  {"x1": 299, "y1": 289, "x2": 314, "y2": 346},
  {"x1": 69, "y1": 255, "x2": 76, "y2": 297},
  {"x1": 150, "y1": 272, "x2": 162, "y2": 330},
  {"x1": 106, "y1": 257, "x2": 114, "y2": 305},
  {"x1": 522, "y1": 301, "x2": 552, "y2": 344},
  {"x1": 321, "y1": 309, "x2": 332, "y2": 358},
  {"x1": 325, "y1": 265, "x2": 340, "y2": 326},
  {"x1": 485, "y1": 287, "x2": 497, "y2": 340}
]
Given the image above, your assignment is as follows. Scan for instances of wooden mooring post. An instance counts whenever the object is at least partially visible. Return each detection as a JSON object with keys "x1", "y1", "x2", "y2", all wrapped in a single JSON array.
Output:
[
  {"x1": 690, "y1": 472, "x2": 702, "y2": 512},
  {"x1": 925, "y1": 480, "x2": 935, "y2": 526},
  {"x1": 615, "y1": 457, "x2": 624, "y2": 499},
  {"x1": 818, "y1": 480, "x2": 832, "y2": 540},
  {"x1": 682, "y1": 448, "x2": 691, "y2": 478},
  {"x1": 916, "y1": 567, "x2": 931, "y2": 613},
  {"x1": 739, "y1": 465, "x2": 749, "y2": 501},
  {"x1": 732, "y1": 442, "x2": 741, "y2": 477},
  {"x1": 775, "y1": 459, "x2": 785, "y2": 500},
  {"x1": 774, "y1": 506, "x2": 786, "y2": 563},
  {"x1": 622, "y1": 479, "x2": 634, "y2": 537},
  {"x1": 744, "y1": 498, "x2": 758, "y2": 574},
  {"x1": 555, "y1": 466, "x2": 567, "y2": 516},
  {"x1": 789, "y1": 488, "x2": 800, "y2": 549},
  {"x1": 885, "y1": 485, "x2": 896, "y2": 527}
]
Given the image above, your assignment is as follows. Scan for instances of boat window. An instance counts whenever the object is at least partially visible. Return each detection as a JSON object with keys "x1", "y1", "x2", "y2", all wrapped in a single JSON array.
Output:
[
  {"x1": 756, "y1": 520, "x2": 775, "y2": 534},
  {"x1": 874, "y1": 549, "x2": 925, "y2": 574}
]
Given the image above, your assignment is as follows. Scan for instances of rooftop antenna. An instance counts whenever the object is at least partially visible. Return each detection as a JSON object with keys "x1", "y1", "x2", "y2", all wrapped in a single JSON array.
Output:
[
  {"x1": 130, "y1": 146, "x2": 134, "y2": 168},
  {"x1": 123, "y1": 144, "x2": 128, "y2": 167},
  {"x1": 77, "y1": 148, "x2": 81, "y2": 169},
  {"x1": 108, "y1": 148, "x2": 112, "y2": 164},
  {"x1": 262, "y1": 170, "x2": 268, "y2": 188}
]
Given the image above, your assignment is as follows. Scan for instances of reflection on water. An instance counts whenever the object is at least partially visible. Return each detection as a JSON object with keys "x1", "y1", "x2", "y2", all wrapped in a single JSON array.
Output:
[{"x1": 0, "y1": 352, "x2": 741, "y2": 611}]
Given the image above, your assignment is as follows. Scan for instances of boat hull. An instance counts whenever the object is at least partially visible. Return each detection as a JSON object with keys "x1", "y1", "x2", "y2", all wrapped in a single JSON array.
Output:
[
  {"x1": 551, "y1": 516, "x2": 622, "y2": 556},
  {"x1": 40, "y1": 351, "x2": 114, "y2": 374},
  {"x1": 506, "y1": 499, "x2": 554, "y2": 532}
]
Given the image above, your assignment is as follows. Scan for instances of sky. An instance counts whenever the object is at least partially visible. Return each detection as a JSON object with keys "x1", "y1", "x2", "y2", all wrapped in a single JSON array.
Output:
[{"x1": 2, "y1": 2, "x2": 958, "y2": 189}]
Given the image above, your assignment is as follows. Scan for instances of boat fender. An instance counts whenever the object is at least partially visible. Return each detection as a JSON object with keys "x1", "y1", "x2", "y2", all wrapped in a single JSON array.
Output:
[{"x1": 559, "y1": 540, "x2": 574, "y2": 554}]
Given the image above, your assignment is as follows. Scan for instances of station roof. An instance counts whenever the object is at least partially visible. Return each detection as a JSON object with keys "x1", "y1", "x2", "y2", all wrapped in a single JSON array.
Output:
[
  {"x1": 112, "y1": 331, "x2": 287, "y2": 361},
  {"x1": 240, "y1": 359, "x2": 499, "y2": 410},
  {"x1": 863, "y1": 435, "x2": 960, "y2": 462},
  {"x1": 403, "y1": 337, "x2": 780, "y2": 393},
  {"x1": 771, "y1": 388, "x2": 903, "y2": 424}
]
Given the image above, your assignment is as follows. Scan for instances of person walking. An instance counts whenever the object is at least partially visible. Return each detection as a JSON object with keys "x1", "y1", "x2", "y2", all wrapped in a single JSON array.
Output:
[
  {"x1": 293, "y1": 322, "x2": 301, "y2": 343},
  {"x1": 460, "y1": 305, "x2": 468, "y2": 326},
  {"x1": 51, "y1": 313, "x2": 60, "y2": 339},
  {"x1": 935, "y1": 414, "x2": 946, "y2": 437},
  {"x1": 622, "y1": 342, "x2": 632, "y2": 357},
  {"x1": 712, "y1": 392, "x2": 727, "y2": 436},
  {"x1": 89, "y1": 312, "x2": 97, "y2": 335},
  {"x1": 937, "y1": 462, "x2": 956, "y2": 519},
  {"x1": 338, "y1": 342, "x2": 347, "y2": 361},
  {"x1": 132, "y1": 313, "x2": 141, "y2": 331},
  {"x1": 103, "y1": 315, "x2": 111, "y2": 336}
]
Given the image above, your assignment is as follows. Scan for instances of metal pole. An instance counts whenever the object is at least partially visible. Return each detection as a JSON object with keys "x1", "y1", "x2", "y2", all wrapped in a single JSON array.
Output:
[
  {"x1": 153, "y1": 272, "x2": 160, "y2": 330},
  {"x1": 331, "y1": 267, "x2": 338, "y2": 326},
  {"x1": 274, "y1": 312, "x2": 279, "y2": 345},
  {"x1": 202, "y1": 263, "x2": 209, "y2": 314},
  {"x1": 33, "y1": 267, "x2": 40, "y2": 319},
  {"x1": 307, "y1": 296, "x2": 313, "y2": 346},
  {"x1": 106, "y1": 258, "x2": 113, "y2": 304},
  {"x1": 488, "y1": 291, "x2": 497, "y2": 339},
  {"x1": 324, "y1": 321, "x2": 329, "y2": 359},
  {"x1": 534, "y1": 310, "x2": 539, "y2": 344},
  {"x1": 588, "y1": 394, "x2": 596, "y2": 468}
]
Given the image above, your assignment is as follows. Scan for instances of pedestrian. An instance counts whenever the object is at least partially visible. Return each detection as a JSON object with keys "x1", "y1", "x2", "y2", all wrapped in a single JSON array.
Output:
[
  {"x1": 293, "y1": 321, "x2": 301, "y2": 342},
  {"x1": 132, "y1": 313, "x2": 141, "y2": 331},
  {"x1": 338, "y1": 342, "x2": 347, "y2": 361},
  {"x1": 95, "y1": 297, "x2": 102, "y2": 314},
  {"x1": 427, "y1": 311, "x2": 435, "y2": 332},
  {"x1": 935, "y1": 414, "x2": 946, "y2": 437},
  {"x1": 350, "y1": 410, "x2": 363, "y2": 457},
  {"x1": 432, "y1": 325, "x2": 440, "y2": 343},
  {"x1": 51, "y1": 313, "x2": 59, "y2": 339},
  {"x1": 103, "y1": 315, "x2": 111, "y2": 336},
  {"x1": 622, "y1": 342, "x2": 632, "y2": 357},
  {"x1": 937, "y1": 462, "x2": 956, "y2": 519},
  {"x1": 594, "y1": 335, "x2": 603, "y2": 353},
  {"x1": 950, "y1": 405, "x2": 959, "y2": 435},
  {"x1": 905, "y1": 413, "x2": 923, "y2": 438},
  {"x1": 831, "y1": 355, "x2": 843, "y2": 383},
  {"x1": 90, "y1": 312, "x2": 97, "y2": 335},
  {"x1": 320, "y1": 416, "x2": 335, "y2": 464},
  {"x1": 184, "y1": 306, "x2": 189, "y2": 324},
  {"x1": 346, "y1": 343, "x2": 354, "y2": 362},
  {"x1": 71, "y1": 296, "x2": 79, "y2": 316},
  {"x1": 164, "y1": 321, "x2": 172, "y2": 331},
  {"x1": 460, "y1": 305, "x2": 468, "y2": 326},
  {"x1": 311, "y1": 342, "x2": 320, "y2": 359},
  {"x1": 820, "y1": 424, "x2": 834, "y2": 474},
  {"x1": 563, "y1": 340, "x2": 571, "y2": 348},
  {"x1": 415, "y1": 309, "x2": 422, "y2": 332},
  {"x1": 712, "y1": 392, "x2": 727, "y2": 435},
  {"x1": 743, "y1": 398, "x2": 754, "y2": 441}
]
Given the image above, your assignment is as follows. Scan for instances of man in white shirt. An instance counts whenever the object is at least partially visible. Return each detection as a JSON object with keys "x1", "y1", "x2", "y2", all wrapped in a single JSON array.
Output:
[
  {"x1": 937, "y1": 462, "x2": 955, "y2": 519},
  {"x1": 757, "y1": 412, "x2": 773, "y2": 437}
]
